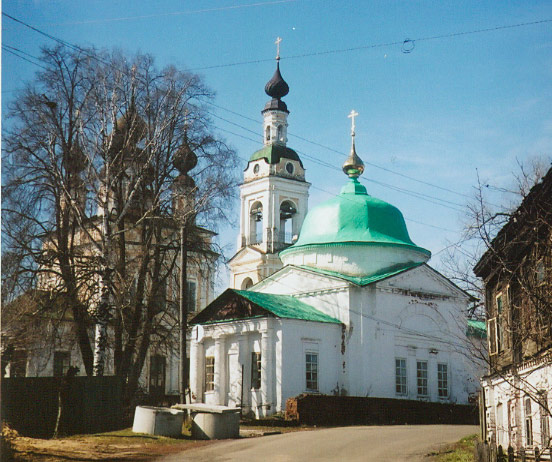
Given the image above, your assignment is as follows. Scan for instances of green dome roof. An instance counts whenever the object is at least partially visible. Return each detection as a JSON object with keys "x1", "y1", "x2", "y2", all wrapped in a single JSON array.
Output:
[
  {"x1": 283, "y1": 178, "x2": 430, "y2": 255},
  {"x1": 249, "y1": 144, "x2": 303, "y2": 167}
]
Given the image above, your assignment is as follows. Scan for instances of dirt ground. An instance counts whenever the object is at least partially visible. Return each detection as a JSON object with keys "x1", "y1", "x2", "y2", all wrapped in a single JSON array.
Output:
[
  {"x1": 2, "y1": 425, "x2": 210, "y2": 462},
  {"x1": 1, "y1": 423, "x2": 306, "y2": 462}
]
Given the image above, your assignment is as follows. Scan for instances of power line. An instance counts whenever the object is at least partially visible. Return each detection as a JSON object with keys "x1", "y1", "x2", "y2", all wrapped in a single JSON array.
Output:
[
  {"x1": 210, "y1": 121, "x2": 461, "y2": 232},
  {"x1": 188, "y1": 18, "x2": 552, "y2": 71},
  {"x1": 207, "y1": 108, "x2": 467, "y2": 213},
  {"x1": 2, "y1": 12, "x2": 113, "y2": 68},
  {"x1": 204, "y1": 99, "x2": 477, "y2": 202},
  {"x1": 34, "y1": 0, "x2": 297, "y2": 27},
  {"x1": 5, "y1": 10, "x2": 551, "y2": 76},
  {"x1": 2, "y1": 46, "x2": 48, "y2": 71}
]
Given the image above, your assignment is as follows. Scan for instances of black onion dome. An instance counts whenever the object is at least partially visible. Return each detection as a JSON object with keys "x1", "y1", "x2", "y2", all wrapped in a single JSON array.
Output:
[
  {"x1": 264, "y1": 62, "x2": 289, "y2": 100},
  {"x1": 173, "y1": 139, "x2": 198, "y2": 174}
]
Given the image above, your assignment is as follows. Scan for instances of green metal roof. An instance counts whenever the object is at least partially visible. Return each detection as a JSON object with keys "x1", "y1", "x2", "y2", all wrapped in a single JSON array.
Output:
[
  {"x1": 295, "y1": 262, "x2": 423, "y2": 286},
  {"x1": 467, "y1": 319, "x2": 487, "y2": 339},
  {"x1": 234, "y1": 290, "x2": 341, "y2": 324},
  {"x1": 249, "y1": 144, "x2": 303, "y2": 167},
  {"x1": 281, "y1": 178, "x2": 430, "y2": 257}
]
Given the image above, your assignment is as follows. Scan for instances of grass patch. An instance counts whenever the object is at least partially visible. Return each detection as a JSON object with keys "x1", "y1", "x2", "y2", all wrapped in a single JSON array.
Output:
[
  {"x1": 431, "y1": 434, "x2": 477, "y2": 462},
  {"x1": 10, "y1": 426, "x2": 210, "y2": 462}
]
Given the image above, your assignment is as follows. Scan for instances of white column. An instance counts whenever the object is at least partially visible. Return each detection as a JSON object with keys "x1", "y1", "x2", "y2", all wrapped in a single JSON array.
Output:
[
  {"x1": 190, "y1": 338, "x2": 203, "y2": 403},
  {"x1": 261, "y1": 328, "x2": 274, "y2": 415},
  {"x1": 214, "y1": 336, "x2": 226, "y2": 405},
  {"x1": 238, "y1": 334, "x2": 248, "y2": 409}
]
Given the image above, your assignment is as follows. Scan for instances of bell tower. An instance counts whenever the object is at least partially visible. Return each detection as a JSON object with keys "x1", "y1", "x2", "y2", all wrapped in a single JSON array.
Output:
[{"x1": 229, "y1": 39, "x2": 310, "y2": 290}]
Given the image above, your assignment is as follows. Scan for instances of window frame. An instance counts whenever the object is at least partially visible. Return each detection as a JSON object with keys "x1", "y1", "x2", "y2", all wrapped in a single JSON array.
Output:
[
  {"x1": 205, "y1": 356, "x2": 215, "y2": 392},
  {"x1": 416, "y1": 360, "x2": 428, "y2": 397},
  {"x1": 187, "y1": 280, "x2": 197, "y2": 312},
  {"x1": 437, "y1": 363, "x2": 449, "y2": 398},
  {"x1": 524, "y1": 396, "x2": 533, "y2": 446},
  {"x1": 305, "y1": 352, "x2": 319, "y2": 392},
  {"x1": 53, "y1": 351, "x2": 71, "y2": 377},
  {"x1": 487, "y1": 317, "x2": 498, "y2": 356},
  {"x1": 395, "y1": 358, "x2": 407, "y2": 396},
  {"x1": 539, "y1": 392, "x2": 550, "y2": 448},
  {"x1": 250, "y1": 352, "x2": 261, "y2": 390}
]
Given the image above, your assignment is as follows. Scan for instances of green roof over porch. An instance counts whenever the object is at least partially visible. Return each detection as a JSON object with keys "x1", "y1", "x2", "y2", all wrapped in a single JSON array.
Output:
[{"x1": 190, "y1": 289, "x2": 341, "y2": 325}]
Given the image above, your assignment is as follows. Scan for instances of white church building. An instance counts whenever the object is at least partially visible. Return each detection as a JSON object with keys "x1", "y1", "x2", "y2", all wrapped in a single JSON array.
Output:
[{"x1": 189, "y1": 55, "x2": 477, "y2": 417}]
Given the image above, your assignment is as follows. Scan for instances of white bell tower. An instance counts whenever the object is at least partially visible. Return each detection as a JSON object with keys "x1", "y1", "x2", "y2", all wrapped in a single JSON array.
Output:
[{"x1": 229, "y1": 39, "x2": 310, "y2": 290}]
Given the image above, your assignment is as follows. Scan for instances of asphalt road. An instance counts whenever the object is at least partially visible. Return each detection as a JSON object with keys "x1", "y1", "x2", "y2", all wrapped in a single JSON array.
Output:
[{"x1": 156, "y1": 424, "x2": 477, "y2": 461}]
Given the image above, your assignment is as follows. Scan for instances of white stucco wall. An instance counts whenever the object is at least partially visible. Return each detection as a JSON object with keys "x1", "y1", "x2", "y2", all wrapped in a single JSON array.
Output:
[
  {"x1": 252, "y1": 264, "x2": 475, "y2": 405},
  {"x1": 482, "y1": 359, "x2": 551, "y2": 451}
]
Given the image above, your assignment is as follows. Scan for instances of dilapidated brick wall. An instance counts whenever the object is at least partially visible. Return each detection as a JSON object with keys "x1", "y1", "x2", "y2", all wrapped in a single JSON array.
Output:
[{"x1": 286, "y1": 394, "x2": 478, "y2": 426}]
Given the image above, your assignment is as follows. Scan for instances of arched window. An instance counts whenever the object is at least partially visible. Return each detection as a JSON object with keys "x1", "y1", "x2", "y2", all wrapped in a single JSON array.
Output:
[
  {"x1": 277, "y1": 125, "x2": 283, "y2": 142},
  {"x1": 265, "y1": 126, "x2": 270, "y2": 142},
  {"x1": 279, "y1": 200, "x2": 297, "y2": 244},
  {"x1": 241, "y1": 277, "x2": 254, "y2": 290},
  {"x1": 250, "y1": 201, "x2": 263, "y2": 245}
]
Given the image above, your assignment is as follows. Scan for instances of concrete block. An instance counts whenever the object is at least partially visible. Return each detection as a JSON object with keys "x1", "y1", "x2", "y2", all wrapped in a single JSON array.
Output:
[{"x1": 132, "y1": 406, "x2": 184, "y2": 437}]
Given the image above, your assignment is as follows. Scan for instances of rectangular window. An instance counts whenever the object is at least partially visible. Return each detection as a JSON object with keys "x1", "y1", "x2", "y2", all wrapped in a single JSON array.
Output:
[
  {"x1": 437, "y1": 363, "x2": 448, "y2": 398},
  {"x1": 525, "y1": 397, "x2": 533, "y2": 446},
  {"x1": 509, "y1": 400, "x2": 516, "y2": 429},
  {"x1": 205, "y1": 356, "x2": 215, "y2": 392},
  {"x1": 305, "y1": 353, "x2": 318, "y2": 392},
  {"x1": 487, "y1": 318, "x2": 498, "y2": 355},
  {"x1": 251, "y1": 352, "x2": 261, "y2": 389},
  {"x1": 539, "y1": 392, "x2": 549, "y2": 448},
  {"x1": 395, "y1": 358, "x2": 407, "y2": 396},
  {"x1": 187, "y1": 281, "x2": 197, "y2": 312},
  {"x1": 495, "y1": 291, "x2": 508, "y2": 352},
  {"x1": 417, "y1": 361, "x2": 428, "y2": 396},
  {"x1": 11, "y1": 350, "x2": 28, "y2": 377},
  {"x1": 149, "y1": 354, "x2": 166, "y2": 394},
  {"x1": 53, "y1": 351, "x2": 70, "y2": 377}
]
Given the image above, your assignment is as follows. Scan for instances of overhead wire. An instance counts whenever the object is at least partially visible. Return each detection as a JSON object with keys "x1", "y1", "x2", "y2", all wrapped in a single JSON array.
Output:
[
  {"x1": 210, "y1": 120, "x2": 460, "y2": 234},
  {"x1": 4, "y1": 11, "x2": 509, "y2": 230},
  {"x1": 4, "y1": 11, "x2": 551, "y2": 74},
  {"x1": 207, "y1": 110, "x2": 467, "y2": 213},
  {"x1": 33, "y1": 0, "x2": 298, "y2": 27},
  {"x1": 203, "y1": 99, "x2": 503, "y2": 208},
  {"x1": 185, "y1": 18, "x2": 552, "y2": 71},
  {"x1": 2, "y1": 45, "x2": 49, "y2": 71}
]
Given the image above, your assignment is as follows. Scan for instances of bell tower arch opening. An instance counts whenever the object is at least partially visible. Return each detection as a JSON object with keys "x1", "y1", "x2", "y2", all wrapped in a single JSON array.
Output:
[
  {"x1": 241, "y1": 277, "x2": 254, "y2": 290},
  {"x1": 280, "y1": 200, "x2": 297, "y2": 245},
  {"x1": 250, "y1": 201, "x2": 263, "y2": 245}
]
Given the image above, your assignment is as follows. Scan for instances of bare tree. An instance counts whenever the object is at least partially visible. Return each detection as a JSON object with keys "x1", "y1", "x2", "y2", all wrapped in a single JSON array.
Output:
[
  {"x1": 2, "y1": 45, "x2": 238, "y2": 401},
  {"x1": 441, "y1": 157, "x2": 552, "y2": 420}
]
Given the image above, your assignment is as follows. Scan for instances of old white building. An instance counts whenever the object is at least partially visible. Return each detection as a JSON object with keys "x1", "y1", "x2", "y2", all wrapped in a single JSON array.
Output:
[{"x1": 189, "y1": 58, "x2": 477, "y2": 417}]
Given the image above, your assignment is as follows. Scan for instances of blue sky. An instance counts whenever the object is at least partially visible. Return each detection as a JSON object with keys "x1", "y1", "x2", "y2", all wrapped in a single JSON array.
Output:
[{"x1": 3, "y1": 0, "x2": 552, "y2": 290}]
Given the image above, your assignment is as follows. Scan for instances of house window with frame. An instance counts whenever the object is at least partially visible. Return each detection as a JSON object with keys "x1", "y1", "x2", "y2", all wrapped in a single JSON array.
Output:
[
  {"x1": 205, "y1": 356, "x2": 215, "y2": 392},
  {"x1": 53, "y1": 351, "x2": 70, "y2": 377},
  {"x1": 149, "y1": 354, "x2": 166, "y2": 395},
  {"x1": 416, "y1": 361, "x2": 428, "y2": 397},
  {"x1": 437, "y1": 363, "x2": 449, "y2": 398},
  {"x1": 251, "y1": 352, "x2": 261, "y2": 389},
  {"x1": 395, "y1": 358, "x2": 407, "y2": 396},
  {"x1": 539, "y1": 392, "x2": 550, "y2": 448},
  {"x1": 11, "y1": 350, "x2": 28, "y2": 377},
  {"x1": 187, "y1": 280, "x2": 197, "y2": 312},
  {"x1": 509, "y1": 400, "x2": 516, "y2": 429},
  {"x1": 305, "y1": 352, "x2": 318, "y2": 392},
  {"x1": 495, "y1": 290, "x2": 509, "y2": 352},
  {"x1": 525, "y1": 397, "x2": 533, "y2": 446}
]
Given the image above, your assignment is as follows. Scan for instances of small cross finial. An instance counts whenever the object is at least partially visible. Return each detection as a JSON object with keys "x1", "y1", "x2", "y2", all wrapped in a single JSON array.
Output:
[
  {"x1": 275, "y1": 36, "x2": 282, "y2": 61},
  {"x1": 348, "y1": 109, "x2": 359, "y2": 136}
]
